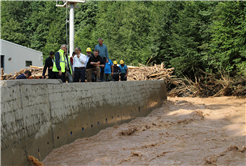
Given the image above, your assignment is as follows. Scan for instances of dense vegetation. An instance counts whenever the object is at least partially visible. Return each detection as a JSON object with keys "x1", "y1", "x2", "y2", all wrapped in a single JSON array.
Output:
[{"x1": 1, "y1": 1, "x2": 246, "y2": 82}]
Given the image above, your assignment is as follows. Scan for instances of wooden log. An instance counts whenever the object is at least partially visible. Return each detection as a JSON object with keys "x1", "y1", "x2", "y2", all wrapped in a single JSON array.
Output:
[
  {"x1": 30, "y1": 66, "x2": 43, "y2": 69},
  {"x1": 1, "y1": 68, "x2": 4, "y2": 75},
  {"x1": 128, "y1": 66, "x2": 141, "y2": 69},
  {"x1": 33, "y1": 74, "x2": 43, "y2": 78},
  {"x1": 146, "y1": 56, "x2": 153, "y2": 66},
  {"x1": 161, "y1": 63, "x2": 164, "y2": 69},
  {"x1": 154, "y1": 64, "x2": 159, "y2": 71},
  {"x1": 167, "y1": 68, "x2": 174, "y2": 71}
]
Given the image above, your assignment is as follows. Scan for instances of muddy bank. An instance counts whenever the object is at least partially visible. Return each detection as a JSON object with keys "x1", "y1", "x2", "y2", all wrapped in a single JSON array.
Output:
[{"x1": 43, "y1": 97, "x2": 245, "y2": 165}]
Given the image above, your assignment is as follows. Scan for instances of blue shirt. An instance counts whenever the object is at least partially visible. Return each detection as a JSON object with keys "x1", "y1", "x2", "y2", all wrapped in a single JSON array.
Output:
[
  {"x1": 119, "y1": 64, "x2": 128, "y2": 74},
  {"x1": 104, "y1": 59, "x2": 113, "y2": 74},
  {"x1": 94, "y1": 44, "x2": 109, "y2": 60},
  {"x1": 16, "y1": 74, "x2": 27, "y2": 79}
]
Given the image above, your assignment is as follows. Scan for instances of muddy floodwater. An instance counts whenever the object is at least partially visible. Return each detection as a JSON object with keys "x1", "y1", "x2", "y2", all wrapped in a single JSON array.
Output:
[{"x1": 43, "y1": 97, "x2": 245, "y2": 165}]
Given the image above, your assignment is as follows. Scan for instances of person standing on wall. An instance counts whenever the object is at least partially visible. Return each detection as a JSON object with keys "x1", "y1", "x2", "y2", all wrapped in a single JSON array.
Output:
[
  {"x1": 112, "y1": 61, "x2": 120, "y2": 81},
  {"x1": 70, "y1": 51, "x2": 76, "y2": 81},
  {"x1": 94, "y1": 38, "x2": 109, "y2": 81},
  {"x1": 73, "y1": 47, "x2": 87, "y2": 82},
  {"x1": 52, "y1": 44, "x2": 67, "y2": 83},
  {"x1": 85, "y1": 47, "x2": 92, "y2": 67},
  {"x1": 86, "y1": 49, "x2": 101, "y2": 82},
  {"x1": 64, "y1": 52, "x2": 73, "y2": 83},
  {"x1": 99, "y1": 57, "x2": 106, "y2": 81},
  {"x1": 119, "y1": 60, "x2": 128, "y2": 81},
  {"x1": 70, "y1": 51, "x2": 76, "y2": 66},
  {"x1": 42, "y1": 51, "x2": 56, "y2": 79},
  {"x1": 85, "y1": 47, "x2": 92, "y2": 81},
  {"x1": 104, "y1": 58, "x2": 113, "y2": 81}
]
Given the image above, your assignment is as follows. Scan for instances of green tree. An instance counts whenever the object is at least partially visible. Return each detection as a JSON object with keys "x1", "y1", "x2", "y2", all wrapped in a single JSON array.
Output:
[
  {"x1": 1, "y1": 18, "x2": 27, "y2": 45},
  {"x1": 209, "y1": 1, "x2": 246, "y2": 76},
  {"x1": 74, "y1": 1, "x2": 99, "y2": 54},
  {"x1": 93, "y1": 1, "x2": 152, "y2": 65}
]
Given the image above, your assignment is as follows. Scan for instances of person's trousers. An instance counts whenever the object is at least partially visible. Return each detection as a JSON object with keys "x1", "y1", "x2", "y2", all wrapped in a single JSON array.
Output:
[
  {"x1": 112, "y1": 75, "x2": 119, "y2": 81},
  {"x1": 48, "y1": 72, "x2": 56, "y2": 79},
  {"x1": 74, "y1": 68, "x2": 85, "y2": 82},
  {"x1": 86, "y1": 67, "x2": 100, "y2": 82},
  {"x1": 100, "y1": 58, "x2": 106, "y2": 81},
  {"x1": 104, "y1": 73, "x2": 112, "y2": 81},
  {"x1": 91, "y1": 71, "x2": 96, "y2": 82},
  {"x1": 66, "y1": 71, "x2": 73, "y2": 83},
  {"x1": 120, "y1": 73, "x2": 127, "y2": 81},
  {"x1": 56, "y1": 72, "x2": 66, "y2": 83},
  {"x1": 100, "y1": 69, "x2": 104, "y2": 81}
]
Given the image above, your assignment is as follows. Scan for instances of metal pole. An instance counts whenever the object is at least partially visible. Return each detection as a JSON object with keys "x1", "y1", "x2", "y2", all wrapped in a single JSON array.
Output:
[
  {"x1": 66, "y1": 3, "x2": 68, "y2": 55},
  {"x1": 69, "y1": 3, "x2": 74, "y2": 57}
]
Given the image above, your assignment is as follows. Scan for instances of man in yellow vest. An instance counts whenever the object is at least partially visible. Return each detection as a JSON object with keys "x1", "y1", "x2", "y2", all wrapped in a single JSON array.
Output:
[{"x1": 52, "y1": 44, "x2": 68, "y2": 83}]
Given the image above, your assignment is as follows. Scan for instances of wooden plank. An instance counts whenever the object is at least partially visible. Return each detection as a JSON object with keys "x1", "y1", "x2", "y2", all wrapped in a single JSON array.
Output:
[
  {"x1": 30, "y1": 66, "x2": 43, "y2": 69},
  {"x1": 1, "y1": 68, "x2": 4, "y2": 75},
  {"x1": 161, "y1": 63, "x2": 164, "y2": 69}
]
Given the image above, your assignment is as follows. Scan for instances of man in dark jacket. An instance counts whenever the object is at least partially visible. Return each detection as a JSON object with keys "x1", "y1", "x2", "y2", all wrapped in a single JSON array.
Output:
[
  {"x1": 42, "y1": 51, "x2": 56, "y2": 79},
  {"x1": 86, "y1": 49, "x2": 101, "y2": 82},
  {"x1": 16, "y1": 70, "x2": 31, "y2": 79}
]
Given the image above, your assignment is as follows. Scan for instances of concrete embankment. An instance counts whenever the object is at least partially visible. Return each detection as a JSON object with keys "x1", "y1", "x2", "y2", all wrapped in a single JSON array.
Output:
[{"x1": 1, "y1": 79, "x2": 167, "y2": 166}]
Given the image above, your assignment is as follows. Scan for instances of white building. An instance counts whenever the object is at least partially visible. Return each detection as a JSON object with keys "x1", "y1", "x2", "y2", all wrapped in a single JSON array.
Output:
[{"x1": 0, "y1": 39, "x2": 43, "y2": 74}]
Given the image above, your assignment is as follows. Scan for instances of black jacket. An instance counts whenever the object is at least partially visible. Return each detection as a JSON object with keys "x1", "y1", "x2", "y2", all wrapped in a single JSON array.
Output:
[{"x1": 42, "y1": 57, "x2": 55, "y2": 78}]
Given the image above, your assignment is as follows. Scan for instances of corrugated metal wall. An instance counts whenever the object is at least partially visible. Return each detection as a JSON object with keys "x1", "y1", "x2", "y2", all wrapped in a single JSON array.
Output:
[{"x1": 0, "y1": 39, "x2": 43, "y2": 74}]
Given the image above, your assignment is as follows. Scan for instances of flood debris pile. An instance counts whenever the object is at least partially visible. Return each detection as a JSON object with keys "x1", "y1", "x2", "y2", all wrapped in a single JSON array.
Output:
[
  {"x1": 1, "y1": 66, "x2": 45, "y2": 80},
  {"x1": 192, "y1": 70, "x2": 246, "y2": 97},
  {"x1": 168, "y1": 70, "x2": 246, "y2": 97},
  {"x1": 127, "y1": 64, "x2": 246, "y2": 97},
  {"x1": 127, "y1": 63, "x2": 174, "y2": 81}
]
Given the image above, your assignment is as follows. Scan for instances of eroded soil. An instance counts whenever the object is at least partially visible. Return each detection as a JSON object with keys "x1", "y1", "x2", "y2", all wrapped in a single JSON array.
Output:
[{"x1": 43, "y1": 97, "x2": 246, "y2": 165}]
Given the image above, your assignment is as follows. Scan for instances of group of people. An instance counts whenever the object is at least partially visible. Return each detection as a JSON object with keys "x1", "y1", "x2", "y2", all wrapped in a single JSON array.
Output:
[{"x1": 17, "y1": 38, "x2": 129, "y2": 82}]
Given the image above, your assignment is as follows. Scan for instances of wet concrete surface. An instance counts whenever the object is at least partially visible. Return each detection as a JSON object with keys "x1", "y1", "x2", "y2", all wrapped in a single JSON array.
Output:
[{"x1": 43, "y1": 97, "x2": 246, "y2": 165}]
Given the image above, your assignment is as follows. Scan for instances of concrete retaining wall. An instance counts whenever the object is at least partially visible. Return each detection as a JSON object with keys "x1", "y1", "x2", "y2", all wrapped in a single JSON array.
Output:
[{"x1": 1, "y1": 80, "x2": 167, "y2": 166}]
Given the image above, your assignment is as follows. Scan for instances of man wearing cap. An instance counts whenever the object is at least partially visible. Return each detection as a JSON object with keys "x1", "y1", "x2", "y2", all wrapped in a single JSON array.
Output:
[
  {"x1": 119, "y1": 60, "x2": 128, "y2": 81},
  {"x1": 85, "y1": 47, "x2": 93, "y2": 81},
  {"x1": 85, "y1": 47, "x2": 92, "y2": 67},
  {"x1": 112, "y1": 61, "x2": 120, "y2": 81},
  {"x1": 73, "y1": 47, "x2": 87, "y2": 82}
]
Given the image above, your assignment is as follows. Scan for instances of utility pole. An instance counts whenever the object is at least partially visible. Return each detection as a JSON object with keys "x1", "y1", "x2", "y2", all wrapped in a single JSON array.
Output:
[
  {"x1": 56, "y1": 0, "x2": 85, "y2": 57},
  {"x1": 69, "y1": 3, "x2": 74, "y2": 57}
]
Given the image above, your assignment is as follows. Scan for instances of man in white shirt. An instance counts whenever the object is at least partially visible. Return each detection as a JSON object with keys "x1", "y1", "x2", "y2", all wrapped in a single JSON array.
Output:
[{"x1": 73, "y1": 47, "x2": 87, "y2": 82}]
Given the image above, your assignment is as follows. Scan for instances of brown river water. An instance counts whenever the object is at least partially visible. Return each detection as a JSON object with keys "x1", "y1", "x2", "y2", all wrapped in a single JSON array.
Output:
[{"x1": 43, "y1": 97, "x2": 245, "y2": 165}]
